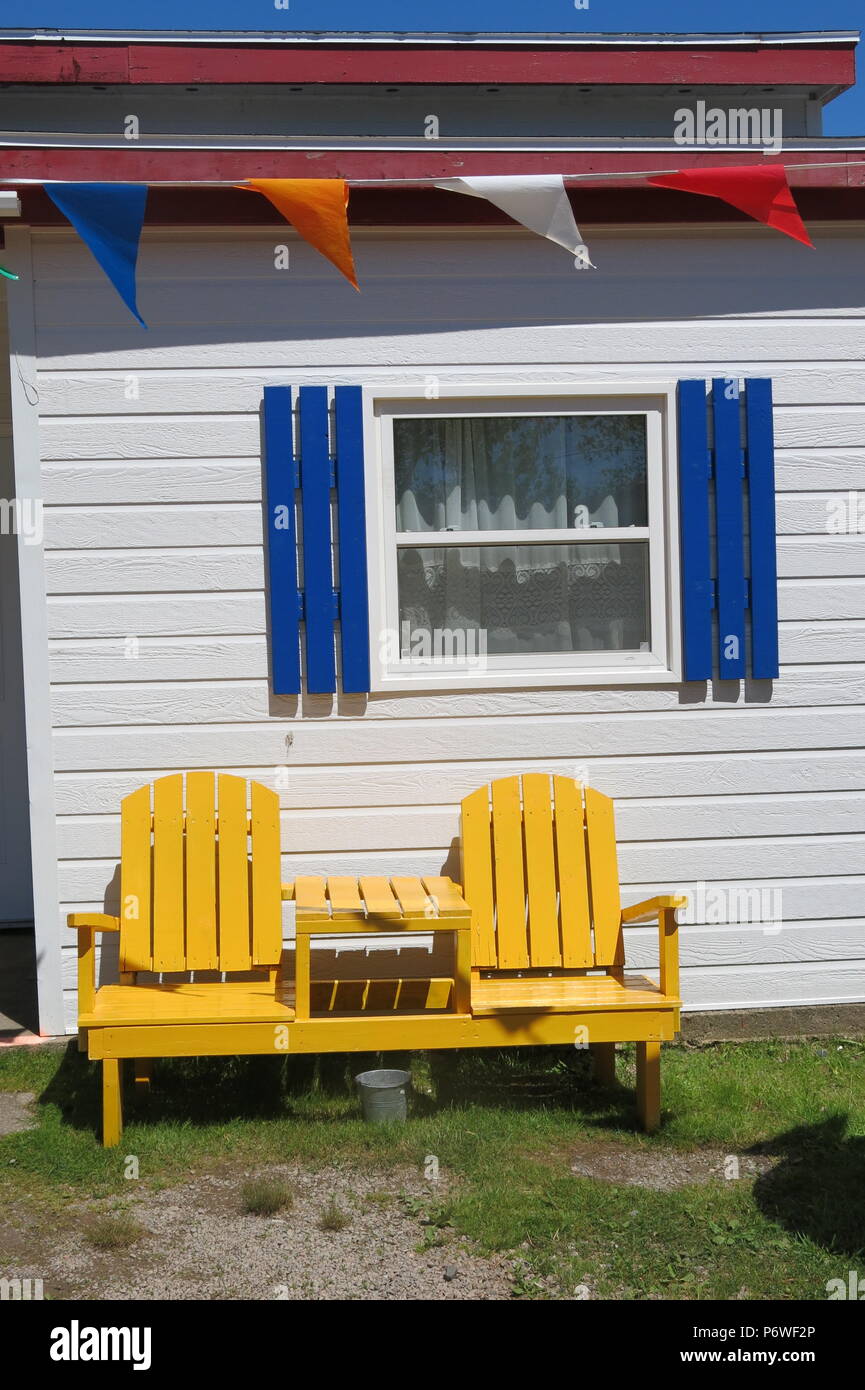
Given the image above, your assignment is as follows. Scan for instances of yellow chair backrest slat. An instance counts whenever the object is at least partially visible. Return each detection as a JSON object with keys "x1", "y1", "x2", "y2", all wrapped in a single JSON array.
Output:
[
  {"x1": 584, "y1": 784, "x2": 624, "y2": 968},
  {"x1": 185, "y1": 770, "x2": 218, "y2": 970},
  {"x1": 459, "y1": 774, "x2": 622, "y2": 972},
  {"x1": 119, "y1": 773, "x2": 282, "y2": 974}
]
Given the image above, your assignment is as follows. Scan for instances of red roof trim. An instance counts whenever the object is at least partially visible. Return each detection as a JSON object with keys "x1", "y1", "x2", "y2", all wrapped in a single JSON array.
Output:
[
  {"x1": 0, "y1": 41, "x2": 855, "y2": 87},
  {"x1": 3, "y1": 149, "x2": 864, "y2": 188}
]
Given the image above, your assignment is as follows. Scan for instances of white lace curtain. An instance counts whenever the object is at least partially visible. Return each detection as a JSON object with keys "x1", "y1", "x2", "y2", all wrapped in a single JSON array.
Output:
[
  {"x1": 394, "y1": 414, "x2": 645, "y2": 535},
  {"x1": 394, "y1": 415, "x2": 649, "y2": 654}
]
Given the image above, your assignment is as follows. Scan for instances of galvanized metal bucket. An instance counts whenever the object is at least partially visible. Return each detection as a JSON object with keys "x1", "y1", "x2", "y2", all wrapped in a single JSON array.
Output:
[{"x1": 354, "y1": 1068, "x2": 411, "y2": 1124}]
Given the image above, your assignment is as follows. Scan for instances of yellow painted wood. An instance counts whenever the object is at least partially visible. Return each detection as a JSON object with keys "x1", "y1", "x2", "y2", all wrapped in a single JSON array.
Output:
[
  {"x1": 619, "y1": 897, "x2": 683, "y2": 1000},
  {"x1": 522, "y1": 773, "x2": 561, "y2": 967},
  {"x1": 217, "y1": 773, "x2": 251, "y2": 971},
  {"x1": 421, "y1": 877, "x2": 469, "y2": 917},
  {"x1": 251, "y1": 779, "x2": 282, "y2": 966},
  {"x1": 152, "y1": 775, "x2": 185, "y2": 972},
  {"x1": 636, "y1": 1040, "x2": 661, "y2": 1132},
  {"x1": 490, "y1": 777, "x2": 529, "y2": 969},
  {"x1": 81, "y1": 772, "x2": 681, "y2": 1146},
  {"x1": 93, "y1": 1007, "x2": 677, "y2": 1062},
  {"x1": 309, "y1": 977, "x2": 454, "y2": 1013},
  {"x1": 359, "y1": 877, "x2": 402, "y2": 917},
  {"x1": 295, "y1": 914, "x2": 466, "y2": 937},
  {"x1": 621, "y1": 895, "x2": 688, "y2": 923},
  {"x1": 68, "y1": 913, "x2": 120, "y2": 931},
  {"x1": 185, "y1": 771, "x2": 217, "y2": 970},
  {"x1": 424, "y1": 979, "x2": 452, "y2": 1010},
  {"x1": 294, "y1": 934, "x2": 311, "y2": 1022},
  {"x1": 471, "y1": 972, "x2": 665, "y2": 1015},
  {"x1": 460, "y1": 785, "x2": 497, "y2": 967},
  {"x1": 134, "y1": 1059, "x2": 152, "y2": 1088},
  {"x1": 119, "y1": 783, "x2": 152, "y2": 972},
  {"x1": 552, "y1": 776, "x2": 594, "y2": 968},
  {"x1": 660, "y1": 908, "x2": 680, "y2": 1002},
  {"x1": 584, "y1": 786, "x2": 622, "y2": 968},
  {"x1": 281, "y1": 883, "x2": 295, "y2": 901},
  {"x1": 79, "y1": 980, "x2": 295, "y2": 1027},
  {"x1": 76, "y1": 927, "x2": 96, "y2": 1020},
  {"x1": 453, "y1": 920, "x2": 472, "y2": 1015},
  {"x1": 591, "y1": 1042, "x2": 616, "y2": 1086},
  {"x1": 102, "y1": 1059, "x2": 122, "y2": 1148},
  {"x1": 326, "y1": 877, "x2": 365, "y2": 917},
  {"x1": 294, "y1": 876, "x2": 329, "y2": 917},
  {"x1": 390, "y1": 876, "x2": 434, "y2": 919}
]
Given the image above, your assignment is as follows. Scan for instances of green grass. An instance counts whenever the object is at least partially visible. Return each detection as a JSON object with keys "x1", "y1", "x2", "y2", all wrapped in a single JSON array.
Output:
[
  {"x1": 318, "y1": 1198, "x2": 351, "y2": 1232},
  {"x1": 241, "y1": 1176, "x2": 294, "y2": 1216},
  {"x1": 85, "y1": 1211, "x2": 147, "y2": 1252},
  {"x1": 1, "y1": 1038, "x2": 863, "y2": 1298}
]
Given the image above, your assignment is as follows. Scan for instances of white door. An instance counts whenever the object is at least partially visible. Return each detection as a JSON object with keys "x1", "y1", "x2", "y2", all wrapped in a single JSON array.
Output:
[{"x1": 0, "y1": 289, "x2": 33, "y2": 922}]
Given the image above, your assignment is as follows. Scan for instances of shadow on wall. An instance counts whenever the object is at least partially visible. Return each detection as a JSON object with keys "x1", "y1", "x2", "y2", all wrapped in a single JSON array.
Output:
[
  {"x1": 0, "y1": 927, "x2": 39, "y2": 1034},
  {"x1": 50, "y1": 227, "x2": 864, "y2": 349}
]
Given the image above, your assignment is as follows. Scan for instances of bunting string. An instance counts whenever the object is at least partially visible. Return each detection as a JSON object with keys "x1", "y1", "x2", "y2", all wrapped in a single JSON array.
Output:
[{"x1": 2, "y1": 159, "x2": 848, "y2": 322}]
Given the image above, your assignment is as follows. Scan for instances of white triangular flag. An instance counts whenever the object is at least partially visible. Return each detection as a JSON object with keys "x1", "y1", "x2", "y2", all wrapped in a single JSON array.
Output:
[{"x1": 435, "y1": 174, "x2": 595, "y2": 267}]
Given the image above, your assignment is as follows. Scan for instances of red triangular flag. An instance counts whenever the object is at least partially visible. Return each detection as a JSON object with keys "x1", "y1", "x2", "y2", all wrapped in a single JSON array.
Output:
[{"x1": 648, "y1": 164, "x2": 813, "y2": 247}]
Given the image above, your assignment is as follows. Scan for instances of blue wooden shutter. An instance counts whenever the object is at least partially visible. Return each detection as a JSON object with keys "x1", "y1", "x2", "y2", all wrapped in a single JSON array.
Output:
[
  {"x1": 334, "y1": 387, "x2": 371, "y2": 693},
  {"x1": 299, "y1": 386, "x2": 337, "y2": 694},
  {"x1": 263, "y1": 385, "x2": 371, "y2": 695},
  {"x1": 677, "y1": 380, "x2": 714, "y2": 681},
  {"x1": 262, "y1": 385, "x2": 301, "y2": 695},
  {"x1": 713, "y1": 379, "x2": 746, "y2": 680},
  {"x1": 745, "y1": 379, "x2": 780, "y2": 678},
  {"x1": 678, "y1": 377, "x2": 779, "y2": 682}
]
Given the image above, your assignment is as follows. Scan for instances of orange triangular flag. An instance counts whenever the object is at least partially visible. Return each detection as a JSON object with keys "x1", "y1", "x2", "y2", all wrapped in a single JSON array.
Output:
[{"x1": 237, "y1": 179, "x2": 359, "y2": 289}]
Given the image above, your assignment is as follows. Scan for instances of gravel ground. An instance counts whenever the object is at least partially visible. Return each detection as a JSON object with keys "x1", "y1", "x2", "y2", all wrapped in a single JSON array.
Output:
[
  {"x1": 570, "y1": 1141, "x2": 777, "y2": 1190},
  {"x1": 3, "y1": 1163, "x2": 518, "y2": 1301},
  {"x1": 0, "y1": 1091, "x2": 35, "y2": 1137}
]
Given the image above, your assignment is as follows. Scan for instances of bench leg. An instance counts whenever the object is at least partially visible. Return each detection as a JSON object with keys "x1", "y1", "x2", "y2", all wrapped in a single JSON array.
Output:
[
  {"x1": 590, "y1": 1042, "x2": 616, "y2": 1086},
  {"x1": 102, "y1": 1058, "x2": 123, "y2": 1148},
  {"x1": 134, "y1": 1059, "x2": 152, "y2": 1090},
  {"x1": 635, "y1": 1041, "x2": 661, "y2": 1133}
]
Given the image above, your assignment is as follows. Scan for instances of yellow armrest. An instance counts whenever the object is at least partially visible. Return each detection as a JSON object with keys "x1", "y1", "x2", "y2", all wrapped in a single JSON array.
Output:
[
  {"x1": 621, "y1": 895, "x2": 688, "y2": 925},
  {"x1": 68, "y1": 913, "x2": 120, "y2": 932},
  {"x1": 620, "y1": 896, "x2": 684, "y2": 1002},
  {"x1": 69, "y1": 915, "x2": 119, "y2": 1027}
]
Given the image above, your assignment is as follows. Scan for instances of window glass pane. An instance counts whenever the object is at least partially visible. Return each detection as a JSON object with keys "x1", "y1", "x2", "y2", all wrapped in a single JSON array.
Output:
[
  {"x1": 397, "y1": 543, "x2": 650, "y2": 656},
  {"x1": 393, "y1": 414, "x2": 648, "y2": 533}
]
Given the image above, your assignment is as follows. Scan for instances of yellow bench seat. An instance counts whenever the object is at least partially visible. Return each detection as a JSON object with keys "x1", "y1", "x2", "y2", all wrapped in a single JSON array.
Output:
[
  {"x1": 470, "y1": 973, "x2": 677, "y2": 1016},
  {"x1": 79, "y1": 980, "x2": 295, "y2": 1028}
]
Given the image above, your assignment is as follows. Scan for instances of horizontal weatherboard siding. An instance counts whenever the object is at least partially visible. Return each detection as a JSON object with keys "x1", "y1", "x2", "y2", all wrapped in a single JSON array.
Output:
[{"x1": 25, "y1": 225, "x2": 865, "y2": 1030}]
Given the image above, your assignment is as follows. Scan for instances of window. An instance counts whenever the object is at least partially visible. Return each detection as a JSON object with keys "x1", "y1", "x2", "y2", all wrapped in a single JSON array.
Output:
[{"x1": 365, "y1": 385, "x2": 681, "y2": 690}]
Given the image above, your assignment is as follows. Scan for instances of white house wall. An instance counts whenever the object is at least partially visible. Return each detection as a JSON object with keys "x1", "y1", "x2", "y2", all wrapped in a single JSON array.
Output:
[{"x1": 25, "y1": 225, "x2": 865, "y2": 1031}]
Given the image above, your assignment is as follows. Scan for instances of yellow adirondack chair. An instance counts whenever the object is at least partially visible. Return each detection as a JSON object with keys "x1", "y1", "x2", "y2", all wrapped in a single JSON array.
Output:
[
  {"x1": 71, "y1": 769, "x2": 684, "y2": 1145},
  {"x1": 69, "y1": 773, "x2": 292, "y2": 1146},
  {"x1": 460, "y1": 775, "x2": 686, "y2": 1130}
]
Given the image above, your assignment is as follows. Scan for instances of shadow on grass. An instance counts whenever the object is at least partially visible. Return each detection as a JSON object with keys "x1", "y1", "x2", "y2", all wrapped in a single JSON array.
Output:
[
  {"x1": 39, "y1": 1044, "x2": 441, "y2": 1134},
  {"x1": 39, "y1": 1042, "x2": 644, "y2": 1137},
  {"x1": 751, "y1": 1114, "x2": 865, "y2": 1259},
  {"x1": 428, "y1": 1046, "x2": 649, "y2": 1131}
]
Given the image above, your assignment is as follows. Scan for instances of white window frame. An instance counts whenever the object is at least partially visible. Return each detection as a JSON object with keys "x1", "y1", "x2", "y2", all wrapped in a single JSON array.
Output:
[{"x1": 363, "y1": 382, "x2": 682, "y2": 691}]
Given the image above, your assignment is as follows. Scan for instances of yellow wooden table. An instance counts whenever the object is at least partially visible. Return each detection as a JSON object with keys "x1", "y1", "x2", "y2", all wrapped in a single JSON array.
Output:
[{"x1": 288, "y1": 875, "x2": 473, "y2": 1021}]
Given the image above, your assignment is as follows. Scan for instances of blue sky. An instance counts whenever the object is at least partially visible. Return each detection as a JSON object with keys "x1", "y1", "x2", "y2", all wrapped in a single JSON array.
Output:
[{"x1": 6, "y1": 0, "x2": 864, "y2": 132}]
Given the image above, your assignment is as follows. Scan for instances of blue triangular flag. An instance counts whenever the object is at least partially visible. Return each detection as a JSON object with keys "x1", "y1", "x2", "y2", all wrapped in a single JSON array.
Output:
[{"x1": 44, "y1": 183, "x2": 148, "y2": 327}]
